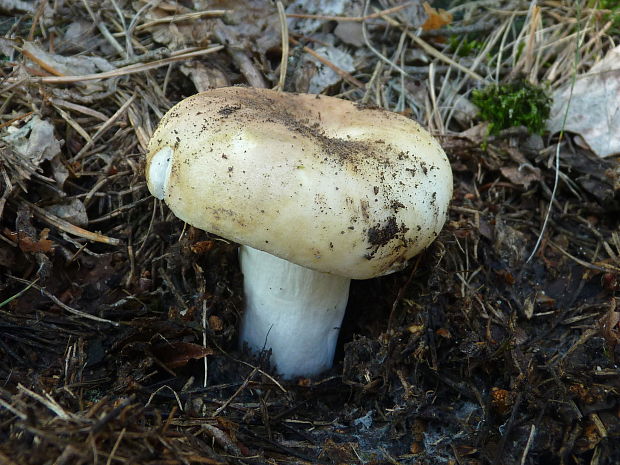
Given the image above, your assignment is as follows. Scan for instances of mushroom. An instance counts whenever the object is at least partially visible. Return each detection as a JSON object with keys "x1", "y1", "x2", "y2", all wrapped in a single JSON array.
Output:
[{"x1": 146, "y1": 87, "x2": 452, "y2": 379}]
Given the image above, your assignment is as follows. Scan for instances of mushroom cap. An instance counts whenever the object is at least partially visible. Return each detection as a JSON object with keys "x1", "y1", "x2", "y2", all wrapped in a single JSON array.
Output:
[{"x1": 146, "y1": 87, "x2": 452, "y2": 280}]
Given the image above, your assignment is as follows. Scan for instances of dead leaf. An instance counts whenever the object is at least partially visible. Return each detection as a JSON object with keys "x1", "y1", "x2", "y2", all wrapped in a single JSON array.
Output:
[
  {"x1": 422, "y1": 2, "x2": 452, "y2": 31},
  {"x1": 191, "y1": 240, "x2": 216, "y2": 255},
  {"x1": 493, "y1": 216, "x2": 528, "y2": 267},
  {"x1": 2, "y1": 116, "x2": 62, "y2": 167},
  {"x1": 490, "y1": 387, "x2": 515, "y2": 415},
  {"x1": 151, "y1": 342, "x2": 214, "y2": 369},
  {"x1": 334, "y1": 22, "x2": 364, "y2": 47},
  {"x1": 21, "y1": 41, "x2": 113, "y2": 77},
  {"x1": 436, "y1": 328, "x2": 451, "y2": 339},
  {"x1": 180, "y1": 62, "x2": 229, "y2": 92},
  {"x1": 208, "y1": 315, "x2": 224, "y2": 332},
  {"x1": 304, "y1": 45, "x2": 355, "y2": 94},
  {"x1": 50, "y1": 156, "x2": 69, "y2": 187},
  {"x1": 4, "y1": 227, "x2": 54, "y2": 253},
  {"x1": 548, "y1": 44, "x2": 620, "y2": 158},
  {"x1": 459, "y1": 122, "x2": 490, "y2": 144},
  {"x1": 287, "y1": 0, "x2": 350, "y2": 35},
  {"x1": 0, "y1": 37, "x2": 15, "y2": 59},
  {"x1": 45, "y1": 199, "x2": 88, "y2": 227},
  {"x1": 495, "y1": 269, "x2": 516, "y2": 285},
  {"x1": 500, "y1": 165, "x2": 541, "y2": 188},
  {"x1": 0, "y1": 0, "x2": 36, "y2": 14},
  {"x1": 601, "y1": 272, "x2": 618, "y2": 292}
]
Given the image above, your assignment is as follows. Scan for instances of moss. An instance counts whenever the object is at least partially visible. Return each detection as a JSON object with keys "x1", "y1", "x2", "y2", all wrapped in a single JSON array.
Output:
[
  {"x1": 448, "y1": 34, "x2": 484, "y2": 57},
  {"x1": 471, "y1": 80, "x2": 551, "y2": 135}
]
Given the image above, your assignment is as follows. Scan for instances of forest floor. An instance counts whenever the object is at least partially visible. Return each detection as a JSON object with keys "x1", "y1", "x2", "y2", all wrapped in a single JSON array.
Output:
[{"x1": 0, "y1": 1, "x2": 619, "y2": 464}]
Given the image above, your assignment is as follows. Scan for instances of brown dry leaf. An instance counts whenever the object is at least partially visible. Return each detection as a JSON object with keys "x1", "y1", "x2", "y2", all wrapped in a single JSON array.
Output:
[
  {"x1": 601, "y1": 272, "x2": 618, "y2": 292},
  {"x1": 490, "y1": 387, "x2": 515, "y2": 415},
  {"x1": 191, "y1": 240, "x2": 216, "y2": 255},
  {"x1": 208, "y1": 315, "x2": 224, "y2": 332},
  {"x1": 458, "y1": 122, "x2": 489, "y2": 144},
  {"x1": 151, "y1": 342, "x2": 214, "y2": 369},
  {"x1": 536, "y1": 293, "x2": 556, "y2": 307},
  {"x1": 410, "y1": 441, "x2": 424, "y2": 454},
  {"x1": 5, "y1": 228, "x2": 55, "y2": 253},
  {"x1": 421, "y1": 2, "x2": 452, "y2": 31},
  {"x1": 576, "y1": 419, "x2": 603, "y2": 452},
  {"x1": 436, "y1": 328, "x2": 451, "y2": 339}
]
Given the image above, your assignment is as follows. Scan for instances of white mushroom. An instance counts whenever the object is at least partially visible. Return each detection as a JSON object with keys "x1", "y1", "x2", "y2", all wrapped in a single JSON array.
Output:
[{"x1": 146, "y1": 87, "x2": 452, "y2": 379}]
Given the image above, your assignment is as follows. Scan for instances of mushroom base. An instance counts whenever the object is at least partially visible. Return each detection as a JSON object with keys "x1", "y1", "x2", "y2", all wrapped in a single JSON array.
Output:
[{"x1": 239, "y1": 246, "x2": 351, "y2": 379}]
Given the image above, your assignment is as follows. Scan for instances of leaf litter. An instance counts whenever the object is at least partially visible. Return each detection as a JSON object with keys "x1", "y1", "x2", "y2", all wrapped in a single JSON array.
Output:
[{"x1": 0, "y1": 1, "x2": 619, "y2": 464}]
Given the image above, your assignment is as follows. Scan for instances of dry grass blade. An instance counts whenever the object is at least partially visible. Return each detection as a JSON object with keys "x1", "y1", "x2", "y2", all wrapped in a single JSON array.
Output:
[
  {"x1": 71, "y1": 94, "x2": 137, "y2": 161},
  {"x1": 381, "y1": 13, "x2": 485, "y2": 82},
  {"x1": 8, "y1": 274, "x2": 120, "y2": 326},
  {"x1": 134, "y1": 9, "x2": 229, "y2": 32}
]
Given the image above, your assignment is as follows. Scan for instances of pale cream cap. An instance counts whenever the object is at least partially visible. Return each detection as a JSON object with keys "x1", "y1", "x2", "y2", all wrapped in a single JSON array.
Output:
[{"x1": 146, "y1": 87, "x2": 452, "y2": 280}]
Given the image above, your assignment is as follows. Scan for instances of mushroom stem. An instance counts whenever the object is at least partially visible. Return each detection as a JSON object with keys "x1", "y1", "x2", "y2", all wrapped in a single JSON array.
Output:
[{"x1": 239, "y1": 245, "x2": 351, "y2": 379}]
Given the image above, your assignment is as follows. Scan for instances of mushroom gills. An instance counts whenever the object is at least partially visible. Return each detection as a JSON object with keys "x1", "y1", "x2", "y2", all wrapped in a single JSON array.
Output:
[{"x1": 148, "y1": 146, "x2": 173, "y2": 200}]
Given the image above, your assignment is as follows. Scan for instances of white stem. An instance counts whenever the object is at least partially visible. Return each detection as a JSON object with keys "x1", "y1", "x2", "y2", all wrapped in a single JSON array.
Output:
[{"x1": 239, "y1": 245, "x2": 351, "y2": 379}]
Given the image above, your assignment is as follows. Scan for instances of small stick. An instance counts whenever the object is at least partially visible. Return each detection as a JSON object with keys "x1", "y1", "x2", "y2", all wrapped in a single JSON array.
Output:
[
  {"x1": 381, "y1": 14, "x2": 485, "y2": 82},
  {"x1": 212, "y1": 367, "x2": 258, "y2": 417},
  {"x1": 50, "y1": 98, "x2": 109, "y2": 121},
  {"x1": 134, "y1": 10, "x2": 229, "y2": 32},
  {"x1": 20, "y1": 199, "x2": 121, "y2": 246},
  {"x1": 519, "y1": 425, "x2": 536, "y2": 465},
  {"x1": 18, "y1": 384, "x2": 71, "y2": 419},
  {"x1": 0, "y1": 111, "x2": 34, "y2": 130}
]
